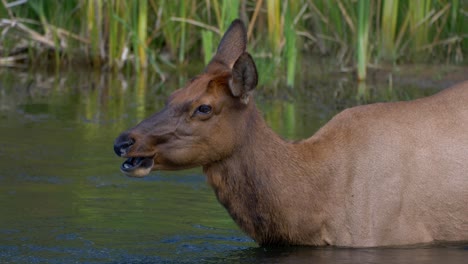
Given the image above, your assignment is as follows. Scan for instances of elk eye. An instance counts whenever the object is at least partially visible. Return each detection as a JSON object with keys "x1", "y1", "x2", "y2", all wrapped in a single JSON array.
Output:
[{"x1": 196, "y1": 104, "x2": 212, "y2": 114}]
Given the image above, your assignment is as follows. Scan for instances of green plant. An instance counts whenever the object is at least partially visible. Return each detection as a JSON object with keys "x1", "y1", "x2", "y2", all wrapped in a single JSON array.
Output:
[
  {"x1": 0, "y1": 0, "x2": 465, "y2": 84},
  {"x1": 357, "y1": 0, "x2": 370, "y2": 81}
]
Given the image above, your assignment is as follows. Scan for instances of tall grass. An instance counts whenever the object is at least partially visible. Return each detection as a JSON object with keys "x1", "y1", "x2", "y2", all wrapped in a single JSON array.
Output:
[
  {"x1": 136, "y1": 0, "x2": 148, "y2": 70},
  {"x1": 408, "y1": 0, "x2": 431, "y2": 54},
  {"x1": 85, "y1": 0, "x2": 104, "y2": 67},
  {"x1": 357, "y1": 0, "x2": 370, "y2": 81},
  {"x1": 107, "y1": 0, "x2": 128, "y2": 69},
  {"x1": 199, "y1": 0, "x2": 239, "y2": 64},
  {"x1": 267, "y1": 0, "x2": 282, "y2": 55},
  {"x1": 308, "y1": 0, "x2": 466, "y2": 80},
  {"x1": 0, "y1": 0, "x2": 466, "y2": 83},
  {"x1": 380, "y1": 0, "x2": 399, "y2": 61}
]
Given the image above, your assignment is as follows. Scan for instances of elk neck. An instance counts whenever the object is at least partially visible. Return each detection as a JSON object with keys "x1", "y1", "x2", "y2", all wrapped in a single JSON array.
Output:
[{"x1": 203, "y1": 101, "x2": 331, "y2": 245}]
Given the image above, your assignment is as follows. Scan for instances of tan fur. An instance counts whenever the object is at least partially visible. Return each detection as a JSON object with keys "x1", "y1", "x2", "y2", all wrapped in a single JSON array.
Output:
[{"x1": 115, "y1": 20, "x2": 468, "y2": 247}]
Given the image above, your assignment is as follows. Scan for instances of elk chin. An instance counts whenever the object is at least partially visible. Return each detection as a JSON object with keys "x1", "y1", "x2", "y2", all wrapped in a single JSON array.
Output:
[{"x1": 120, "y1": 157, "x2": 154, "y2": 177}]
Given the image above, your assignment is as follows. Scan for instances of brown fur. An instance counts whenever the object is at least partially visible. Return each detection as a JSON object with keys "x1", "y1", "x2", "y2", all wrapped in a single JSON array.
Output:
[{"x1": 114, "y1": 20, "x2": 468, "y2": 247}]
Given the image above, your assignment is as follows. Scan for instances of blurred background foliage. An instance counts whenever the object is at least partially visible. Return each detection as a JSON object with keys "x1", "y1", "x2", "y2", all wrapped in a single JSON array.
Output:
[{"x1": 0, "y1": 0, "x2": 467, "y2": 85}]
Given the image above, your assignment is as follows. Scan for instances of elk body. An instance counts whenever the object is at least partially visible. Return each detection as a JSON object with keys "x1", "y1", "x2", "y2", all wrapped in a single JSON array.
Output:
[{"x1": 114, "y1": 20, "x2": 468, "y2": 247}]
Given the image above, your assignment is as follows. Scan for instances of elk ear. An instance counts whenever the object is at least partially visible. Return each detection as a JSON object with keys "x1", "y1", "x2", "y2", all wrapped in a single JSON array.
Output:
[
  {"x1": 229, "y1": 52, "x2": 258, "y2": 104},
  {"x1": 207, "y1": 19, "x2": 247, "y2": 70},
  {"x1": 205, "y1": 19, "x2": 257, "y2": 104}
]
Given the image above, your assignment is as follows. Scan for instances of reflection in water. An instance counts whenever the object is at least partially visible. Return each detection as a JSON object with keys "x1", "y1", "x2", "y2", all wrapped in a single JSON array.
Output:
[
  {"x1": 0, "y1": 69, "x2": 465, "y2": 263},
  {"x1": 357, "y1": 81, "x2": 368, "y2": 100},
  {"x1": 220, "y1": 245, "x2": 468, "y2": 264}
]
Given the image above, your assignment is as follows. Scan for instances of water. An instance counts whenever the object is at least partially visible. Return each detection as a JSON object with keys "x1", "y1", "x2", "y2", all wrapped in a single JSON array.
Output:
[{"x1": 0, "y1": 68, "x2": 466, "y2": 263}]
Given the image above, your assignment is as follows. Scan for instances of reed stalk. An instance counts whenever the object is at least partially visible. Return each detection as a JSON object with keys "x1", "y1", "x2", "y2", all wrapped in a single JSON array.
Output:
[
  {"x1": 357, "y1": 81, "x2": 369, "y2": 100},
  {"x1": 208, "y1": 0, "x2": 238, "y2": 34},
  {"x1": 267, "y1": 0, "x2": 282, "y2": 55},
  {"x1": 202, "y1": 30, "x2": 214, "y2": 64},
  {"x1": 159, "y1": 0, "x2": 179, "y2": 60},
  {"x1": 449, "y1": 0, "x2": 460, "y2": 35},
  {"x1": 137, "y1": 0, "x2": 148, "y2": 69},
  {"x1": 108, "y1": 3, "x2": 118, "y2": 68},
  {"x1": 357, "y1": 0, "x2": 370, "y2": 81},
  {"x1": 177, "y1": 1, "x2": 187, "y2": 63},
  {"x1": 0, "y1": 0, "x2": 465, "y2": 82},
  {"x1": 220, "y1": 0, "x2": 240, "y2": 32},
  {"x1": 447, "y1": 0, "x2": 464, "y2": 62},
  {"x1": 408, "y1": 0, "x2": 432, "y2": 57},
  {"x1": 85, "y1": 0, "x2": 104, "y2": 67},
  {"x1": 380, "y1": 0, "x2": 399, "y2": 61},
  {"x1": 108, "y1": 0, "x2": 126, "y2": 69}
]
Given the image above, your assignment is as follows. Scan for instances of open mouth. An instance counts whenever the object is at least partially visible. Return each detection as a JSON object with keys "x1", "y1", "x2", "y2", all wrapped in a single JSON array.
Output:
[{"x1": 120, "y1": 157, "x2": 154, "y2": 177}]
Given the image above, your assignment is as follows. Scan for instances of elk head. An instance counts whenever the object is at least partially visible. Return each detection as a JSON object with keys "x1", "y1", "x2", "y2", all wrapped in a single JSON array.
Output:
[{"x1": 114, "y1": 19, "x2": 258, "y2": 177}]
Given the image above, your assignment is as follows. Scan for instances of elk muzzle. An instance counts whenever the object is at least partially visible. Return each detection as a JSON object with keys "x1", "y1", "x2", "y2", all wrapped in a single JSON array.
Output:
[{"x1": 114, "y1": 133, "x2": 154, "y2": 177}]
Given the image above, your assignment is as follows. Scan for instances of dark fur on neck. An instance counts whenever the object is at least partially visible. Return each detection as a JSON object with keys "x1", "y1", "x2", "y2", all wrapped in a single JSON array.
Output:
[{"x1": 203, "y1": 104, "x2": 320, "y2": 246}]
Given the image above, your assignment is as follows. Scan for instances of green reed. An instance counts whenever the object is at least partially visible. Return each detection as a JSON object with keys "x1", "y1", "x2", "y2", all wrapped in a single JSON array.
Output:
[
  {"x1": 201, "y1": 30, "x2": 214, "y2": 64},
  {"x1": 408, "y1": 0, "x2": 431, "y2": 58},
  {"x1": 135, "y1": 0, "x2": 148, "y2": 70},
  {"x1": 309, "y1": 0, "x2": 466, "y2": 80},
  {"x1": 0, "y1": 0, "x2": 465, "y2": 84},
  {"x1": 107, "y1": 0, "x2": 128, "y2": 69},
  {"x1": 357, "y1": 0, "x2": 370, "y2": 81},
  {"x1": 266, "y1": 0, "x2": 282, "y2": 55},
  {"x1": 197, "y1": 0, "x2": 239, "y2": 63},
  {"x1": 213, "y1": 0, "x2": 240, "y2": 33},
  {"x1": 85, "y1": 0, "x2": 104, "y2": 67},
  {"x1": 380, "y1": 0, "x2": 399, "y2": 61},
  {"x1": 177, "y1": 1, "x2": 187, "y2": 63}
]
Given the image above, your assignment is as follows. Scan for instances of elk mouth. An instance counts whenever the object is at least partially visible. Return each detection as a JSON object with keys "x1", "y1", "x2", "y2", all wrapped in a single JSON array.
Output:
[{"x1": 120, "y1": 157, "x2": 154, "y2": 177}]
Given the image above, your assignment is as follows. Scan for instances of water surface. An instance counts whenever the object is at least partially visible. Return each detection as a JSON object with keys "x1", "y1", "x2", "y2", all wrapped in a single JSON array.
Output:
[{"x1": 0, "y1": 68, "x2": 466, "y2": 263}]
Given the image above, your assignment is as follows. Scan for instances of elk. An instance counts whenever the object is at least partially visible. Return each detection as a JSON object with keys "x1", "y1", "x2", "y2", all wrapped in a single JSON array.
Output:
[{"x1": 114, "y1": 19, "x2": 468, "y2": 247}]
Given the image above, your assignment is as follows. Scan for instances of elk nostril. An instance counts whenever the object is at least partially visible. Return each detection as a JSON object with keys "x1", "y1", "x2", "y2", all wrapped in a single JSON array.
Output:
[{"x1": 114, "y1": 137, "x2": 135, "y2": 157}]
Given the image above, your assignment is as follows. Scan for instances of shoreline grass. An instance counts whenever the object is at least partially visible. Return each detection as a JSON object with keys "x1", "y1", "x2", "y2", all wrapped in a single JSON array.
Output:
[
  {"x1": 0, "y1": 0, "x2": 466, "y2": 84},
  {"x1": 357, "y1": 0, "x2": 370, "y2": 81}
]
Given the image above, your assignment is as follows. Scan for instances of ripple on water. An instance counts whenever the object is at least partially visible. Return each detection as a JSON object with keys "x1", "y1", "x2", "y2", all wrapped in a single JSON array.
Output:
[{"x1": 16, "y1": 173, "x2": 72, "y2": 185}]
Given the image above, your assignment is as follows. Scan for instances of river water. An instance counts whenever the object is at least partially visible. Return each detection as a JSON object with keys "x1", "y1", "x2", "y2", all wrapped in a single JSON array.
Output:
[{"x1": 0, "y1": 68, "x2": 466, "y2": 263}]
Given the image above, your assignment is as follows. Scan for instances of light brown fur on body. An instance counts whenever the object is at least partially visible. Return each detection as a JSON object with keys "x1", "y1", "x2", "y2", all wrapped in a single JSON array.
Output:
[{"x1": 114, "y1": 20, "x2": 468, "y2": 247}]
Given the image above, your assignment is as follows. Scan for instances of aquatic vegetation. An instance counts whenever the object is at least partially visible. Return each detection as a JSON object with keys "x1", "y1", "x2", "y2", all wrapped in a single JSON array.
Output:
[
  {"x1": 0, "y1": 0, "x2": 466, "y2": 83},
  {"x1": 357, "y1": 0, "x2": 370, "y2": 81}
]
